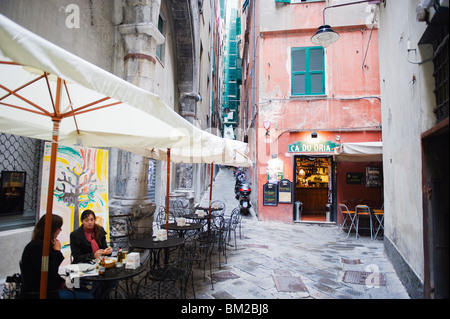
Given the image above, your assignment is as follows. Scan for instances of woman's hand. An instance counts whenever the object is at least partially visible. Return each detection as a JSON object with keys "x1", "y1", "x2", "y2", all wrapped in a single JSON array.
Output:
[
  {"x1": 94, "y1": 249, "x2": 105, "y2": 259},
  {"x1": 104, "y1": 247, "x2": 113, "y2": 255}
]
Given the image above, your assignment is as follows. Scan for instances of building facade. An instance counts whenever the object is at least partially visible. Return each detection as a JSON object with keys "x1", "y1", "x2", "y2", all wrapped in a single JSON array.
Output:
[
  {"x1": 377, "y1": 0, "x2": 448, "y2": 299},
  {"x1": 239, "y1": 0, "x2": 383, "y2": 224}
]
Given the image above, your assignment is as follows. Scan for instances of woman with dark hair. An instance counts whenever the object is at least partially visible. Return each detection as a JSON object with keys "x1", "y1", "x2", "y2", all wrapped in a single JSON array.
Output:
[
  {"x1": 70, "y1": 209, "x2": 112, "y2": 264},
  {"x1": 20, "y1": 214, "x2": 93, "y2": 299}
]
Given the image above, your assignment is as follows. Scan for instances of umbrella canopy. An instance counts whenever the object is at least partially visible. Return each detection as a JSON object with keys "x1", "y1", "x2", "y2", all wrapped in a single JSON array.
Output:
[
  {"x1": 334, "y1": 141, "x2": 382, "y2": 162},
  {"x1": 0, "y1": 13, "x2": 251, "y2": 165}
]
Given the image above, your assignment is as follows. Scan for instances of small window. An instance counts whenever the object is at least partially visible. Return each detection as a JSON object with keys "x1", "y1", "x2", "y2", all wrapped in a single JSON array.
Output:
[
  {"x1": 156, "y1": 14, "x2": 166, "y2": 63},
  {"x1": 291, "y1": 47, "x2": 325, "y2": 96}
]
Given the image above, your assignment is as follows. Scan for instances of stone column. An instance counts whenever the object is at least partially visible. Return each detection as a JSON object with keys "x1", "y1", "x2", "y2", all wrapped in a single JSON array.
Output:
[{"x1": 109, "y1": 0, "x2": 163, "y2": 250}]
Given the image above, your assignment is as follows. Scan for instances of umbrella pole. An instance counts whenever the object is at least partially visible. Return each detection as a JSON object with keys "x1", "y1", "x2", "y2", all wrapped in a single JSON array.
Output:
[
  {"x1": 165, "y1": 148, "x2": 171, "y2": 234},
  {"x1": 40, "y1": 79, "x2": 63, "y2": 299},
  {"x1": 208, "y1": 163, "x2": 214, "y2": 232}
]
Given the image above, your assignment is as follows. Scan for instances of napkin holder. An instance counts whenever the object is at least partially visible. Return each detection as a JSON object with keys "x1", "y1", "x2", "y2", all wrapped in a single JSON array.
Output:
[
  {"x1": 177, "y1": 217, "x2": 186, "y2": 226},
  {"x1": 125, "y1": 252, "x2": 140, "y2": 269},
  {"x1": 155, "y1": 229, "x2": 168, "y2": 241}
]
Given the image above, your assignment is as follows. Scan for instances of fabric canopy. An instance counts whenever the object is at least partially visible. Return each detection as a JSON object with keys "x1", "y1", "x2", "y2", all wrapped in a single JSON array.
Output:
[
  {"x1": 0, "y1": 14, "x2": 251, "y2": 167},
  {"x1": 334, "y1": 142, "x2": 382, "y2": 162}
]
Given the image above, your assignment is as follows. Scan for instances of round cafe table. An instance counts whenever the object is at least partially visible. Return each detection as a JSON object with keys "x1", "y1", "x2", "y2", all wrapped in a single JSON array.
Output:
[
  {"x1": 129, "y1": 236, "x2": 185, "y2": 268},
  {"x1": 80, "y1": 263, "x2": 145, "y2": 298},
  {"x1": 165, "y1": 222, "x2": 203, "y2": 238}
]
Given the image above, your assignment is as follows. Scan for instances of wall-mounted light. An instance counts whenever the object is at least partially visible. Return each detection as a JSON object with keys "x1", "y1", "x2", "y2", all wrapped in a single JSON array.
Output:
[
  {"x1": 311, "y1": 131, "x2": 318, "y2": 138},
  {"x1": 311, "y1": 0, "x2": 381, "y2": 47},
  {"x1": 311, "y1": 25, "x2": 339, "y2": 48}
]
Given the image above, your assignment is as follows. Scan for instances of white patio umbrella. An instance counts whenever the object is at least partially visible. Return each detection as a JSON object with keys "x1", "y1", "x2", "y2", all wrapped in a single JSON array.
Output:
[{"x1": 0, "y1": 14, "x2": 250, "y2": 298}]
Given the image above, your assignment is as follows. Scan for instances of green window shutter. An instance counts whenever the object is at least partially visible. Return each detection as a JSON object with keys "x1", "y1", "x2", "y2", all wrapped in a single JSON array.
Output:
[
  {"x1": 275, "y1": 0, "x2": 290, "y2": 3},
  {"x1": 291, "y1": 47, "x2": 324, "y2": 96}
]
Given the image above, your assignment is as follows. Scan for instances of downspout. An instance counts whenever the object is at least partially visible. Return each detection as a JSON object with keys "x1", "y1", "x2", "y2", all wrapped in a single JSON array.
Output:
[{"x1": 209, "y1": 0, "x2": 215, "y2": 130}]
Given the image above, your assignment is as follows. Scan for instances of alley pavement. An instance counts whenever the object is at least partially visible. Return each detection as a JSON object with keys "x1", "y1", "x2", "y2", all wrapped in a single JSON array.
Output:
[{"x1": 188, "y1": 167, "x2": 410, "y2": 300}]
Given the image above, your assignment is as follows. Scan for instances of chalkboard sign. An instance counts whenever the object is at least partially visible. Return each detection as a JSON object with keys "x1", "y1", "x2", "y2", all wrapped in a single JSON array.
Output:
[
  {"x1": 278, "y1": 179, "x2": 292, "y2": 203},
  {"x1": 263, "y1": 182, "x2": 278, "y2": 206},
  {"x1": 346, "y1": 172, "x2": 363, "y2": 184}
]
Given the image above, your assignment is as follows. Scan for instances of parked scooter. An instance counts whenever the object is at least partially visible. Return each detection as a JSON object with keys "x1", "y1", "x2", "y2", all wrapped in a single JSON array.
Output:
[
  {"x1": 234, "y1": 171, "x2": 247, "y2": 198},
  {"x1": 234, "y1": 171, "x2": 252, "y2": 215},
  {"x1": 237, "y1": 181, "x2": 252, "y2": 215}
]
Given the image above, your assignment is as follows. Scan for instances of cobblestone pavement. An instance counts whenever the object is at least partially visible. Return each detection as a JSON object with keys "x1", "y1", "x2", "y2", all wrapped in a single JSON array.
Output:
[{"x1": 186, "y1": 167, "x2": 410, "y2": 299}]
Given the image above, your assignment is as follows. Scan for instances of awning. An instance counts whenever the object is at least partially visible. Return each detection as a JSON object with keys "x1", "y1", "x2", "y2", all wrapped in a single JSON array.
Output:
[
  {"x1": 334, "y1": 142, "x2": 382, "y2": 162},
  {"x1": 0, "y1": 14, "x2": 251, "y2": 166}
]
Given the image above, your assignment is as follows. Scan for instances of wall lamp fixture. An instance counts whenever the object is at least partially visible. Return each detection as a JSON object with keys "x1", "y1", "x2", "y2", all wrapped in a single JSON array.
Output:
[
  {"x1": 311, "y1": 0, "x2": 381, "y2": 47},
  {"x1": 311, "y1": 131, "x2": 318, "y2": 138}
]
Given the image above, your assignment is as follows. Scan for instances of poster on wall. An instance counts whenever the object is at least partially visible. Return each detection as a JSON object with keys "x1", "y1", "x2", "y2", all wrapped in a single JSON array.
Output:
[
  {"x1": 39, "y1": 143, "x2": 109, "y2": 264},
  {"x1": 366, "y1": 166, "x2": 382, "y2": 187}
]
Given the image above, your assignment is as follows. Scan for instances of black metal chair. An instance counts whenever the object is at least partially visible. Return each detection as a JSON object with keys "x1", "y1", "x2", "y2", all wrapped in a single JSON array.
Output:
[
  {"x1": 225, "y1": 207, "x2": 242, "y2": 249},
  {"x1": 193, "y1": 232, "x2": 216, "y2": 290},
  {"x1": 211, "y1": 200, "x2": 226, "y2": 217},
  {"x1": 135, "y1": 257, "x2": 194, "y2": 299}
]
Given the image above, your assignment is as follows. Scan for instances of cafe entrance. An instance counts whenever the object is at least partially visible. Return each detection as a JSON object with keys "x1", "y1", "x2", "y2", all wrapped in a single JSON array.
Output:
[{"x1": 293, "y1": 155, "x2": 335, "y2": 222}]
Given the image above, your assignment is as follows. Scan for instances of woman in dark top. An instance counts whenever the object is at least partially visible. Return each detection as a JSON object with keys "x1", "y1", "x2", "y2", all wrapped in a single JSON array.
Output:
[
  {"x1": 21, "y1": 214, "x2": 93, "y2": 299},
  {"x1": 70, "y1": 209, "x2": 112, "y2": 264}
]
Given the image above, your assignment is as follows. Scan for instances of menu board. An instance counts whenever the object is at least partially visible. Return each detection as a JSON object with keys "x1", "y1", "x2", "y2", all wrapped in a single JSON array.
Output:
[
  {"x1": 278, "y1": 179, "x2": 292, "y2": 203},
  {"x1": 366, "y1": 166, "x2": 382, "y2": 187},
  {"x1": 263, "y1": 182, "x2": 278, "y2": 206}
]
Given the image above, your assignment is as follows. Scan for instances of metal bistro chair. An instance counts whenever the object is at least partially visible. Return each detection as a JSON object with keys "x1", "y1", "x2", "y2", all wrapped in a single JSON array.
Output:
[
  {"x1": 355, "y1": 205, "x2": 373, "y2": 240},
  {"x1": 225, "y1": 207, "x2": 242, "y2": 249},
  {"x1": 193, "y1": 232, "x2": 216, "y2": 290},
  {"x1": 372, "y1": 205, "x2": 384, "y2": 239},
  {"x1": 211, "y1": 216, "x2": 229, "y2": 269},
  {"x1": 338, "y1": 204, "x2": 357, "y2": 238},
  {"x1": 211, "y1": 200, "x2": 226, "y2": 217},
  {"x1": 135, "y1": 257, "x2": 194, "y2": 299}
]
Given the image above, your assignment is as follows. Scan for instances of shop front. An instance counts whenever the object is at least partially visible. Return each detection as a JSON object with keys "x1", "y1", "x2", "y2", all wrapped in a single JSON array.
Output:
[{"x1": 259, "y1": 131, "x2": 383, "y2": 225}]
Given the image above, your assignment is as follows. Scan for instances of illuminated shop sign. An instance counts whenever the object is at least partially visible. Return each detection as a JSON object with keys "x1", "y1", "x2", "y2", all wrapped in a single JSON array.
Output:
[{"x1": 288, "y1": 141, "x2": 339, "y2": 153}]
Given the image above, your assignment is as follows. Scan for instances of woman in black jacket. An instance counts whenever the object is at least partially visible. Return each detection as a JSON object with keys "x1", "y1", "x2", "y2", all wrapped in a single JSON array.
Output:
[
  {"x1": 70, "y1": 210, "x2": 112, "y2": 264},
  {"x1": 21, "y1": 214, "x2": 93, "y2": 299}
]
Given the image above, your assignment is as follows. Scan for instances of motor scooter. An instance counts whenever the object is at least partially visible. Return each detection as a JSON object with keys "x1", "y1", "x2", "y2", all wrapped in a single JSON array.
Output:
[
  {"x1": 237, "y1": 182, "x2": 252, "y2": 215},
  {"x1": 234, "y1": 171, "x2": 247, "y2": 199}
]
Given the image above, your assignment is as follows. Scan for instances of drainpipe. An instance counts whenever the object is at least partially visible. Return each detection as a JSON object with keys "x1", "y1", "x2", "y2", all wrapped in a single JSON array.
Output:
[{"x1": 209, "y1": 0, "x2": 215, "y2": 130}]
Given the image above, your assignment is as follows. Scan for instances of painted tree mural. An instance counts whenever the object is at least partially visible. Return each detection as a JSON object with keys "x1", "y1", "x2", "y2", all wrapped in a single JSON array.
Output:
[
  {"x1": 40, "y1": 143, "x2": 109, "y2": 249},
  {"x1": 55, "y1": 166, "x2": 98, "y2": 230}
]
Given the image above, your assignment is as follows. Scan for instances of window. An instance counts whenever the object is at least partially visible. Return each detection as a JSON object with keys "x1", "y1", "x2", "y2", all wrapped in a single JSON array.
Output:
[
  {"x1": 291, "y1": 47, "x2": 325, "y2": 96},
  {"x1": 156, "y1": 14, "x2": 166, "y2": 63}
]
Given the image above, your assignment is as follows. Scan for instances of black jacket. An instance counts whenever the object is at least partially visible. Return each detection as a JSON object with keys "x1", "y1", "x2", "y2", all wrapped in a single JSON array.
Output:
[
  {"x1": 70, "y1": 226, "x2": 108, "y2": 264},
  {"x1": 20, "y1": 240, "x2": 65, "y2": 298}
]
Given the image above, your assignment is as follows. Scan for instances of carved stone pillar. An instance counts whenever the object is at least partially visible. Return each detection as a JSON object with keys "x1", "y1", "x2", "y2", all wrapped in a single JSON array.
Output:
[{"x1": 109, "y1": 0, "x2": 162, "y2": 250}]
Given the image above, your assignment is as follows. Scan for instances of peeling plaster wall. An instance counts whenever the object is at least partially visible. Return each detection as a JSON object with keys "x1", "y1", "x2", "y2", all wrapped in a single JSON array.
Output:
[{"x1": 378, "y1": 0, "x2": 437, "y2": 292}]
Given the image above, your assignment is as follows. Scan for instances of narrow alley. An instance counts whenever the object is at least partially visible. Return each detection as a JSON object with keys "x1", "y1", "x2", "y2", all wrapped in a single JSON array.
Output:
[{"x1": 186, "y1": 167, "x2": 410, "y2": 299}]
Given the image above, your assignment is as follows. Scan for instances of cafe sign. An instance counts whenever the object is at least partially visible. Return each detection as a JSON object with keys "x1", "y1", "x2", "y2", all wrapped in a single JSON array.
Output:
[{"x1": 288, "y1": 141, "x2": 339, "y2": 153}]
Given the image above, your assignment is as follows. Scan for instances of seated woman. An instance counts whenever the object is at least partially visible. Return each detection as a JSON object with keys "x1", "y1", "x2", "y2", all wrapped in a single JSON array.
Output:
[
  {"x1": 21, "y1": 214, "x2": 93, "y2": 299},
  {"x1": 70, "y1": 209, "x2": 112, "y2": 264},
  {"x1": 70, "y1": 210, "x2": 114, "y2": 298}
]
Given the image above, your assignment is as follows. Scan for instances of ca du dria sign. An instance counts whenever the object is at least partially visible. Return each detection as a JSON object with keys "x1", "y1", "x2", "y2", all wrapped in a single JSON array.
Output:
[{"x1": 288, "y1": 141, "x2": 339, "y2": 153}]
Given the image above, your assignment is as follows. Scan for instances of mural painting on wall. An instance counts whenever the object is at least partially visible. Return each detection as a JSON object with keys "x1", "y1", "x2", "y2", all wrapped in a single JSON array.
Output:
[{"x1": 39, "y1": 142, "x2": 109, "y2": 253}]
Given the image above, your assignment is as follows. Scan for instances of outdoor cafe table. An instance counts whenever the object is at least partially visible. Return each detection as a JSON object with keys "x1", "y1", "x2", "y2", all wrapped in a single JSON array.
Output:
[
  {"x1": 193, "y1": 206, "x2": 224, "y2": 215},
  {"x1": 62, "y1": 262, "x2": 145, "y2": 298},
  {"x1": 165, "y1": 222, "x2": 203, "y2": 238},
  {"x1": 129, "y1": 236, "x2": 185, "y2": 269}
]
